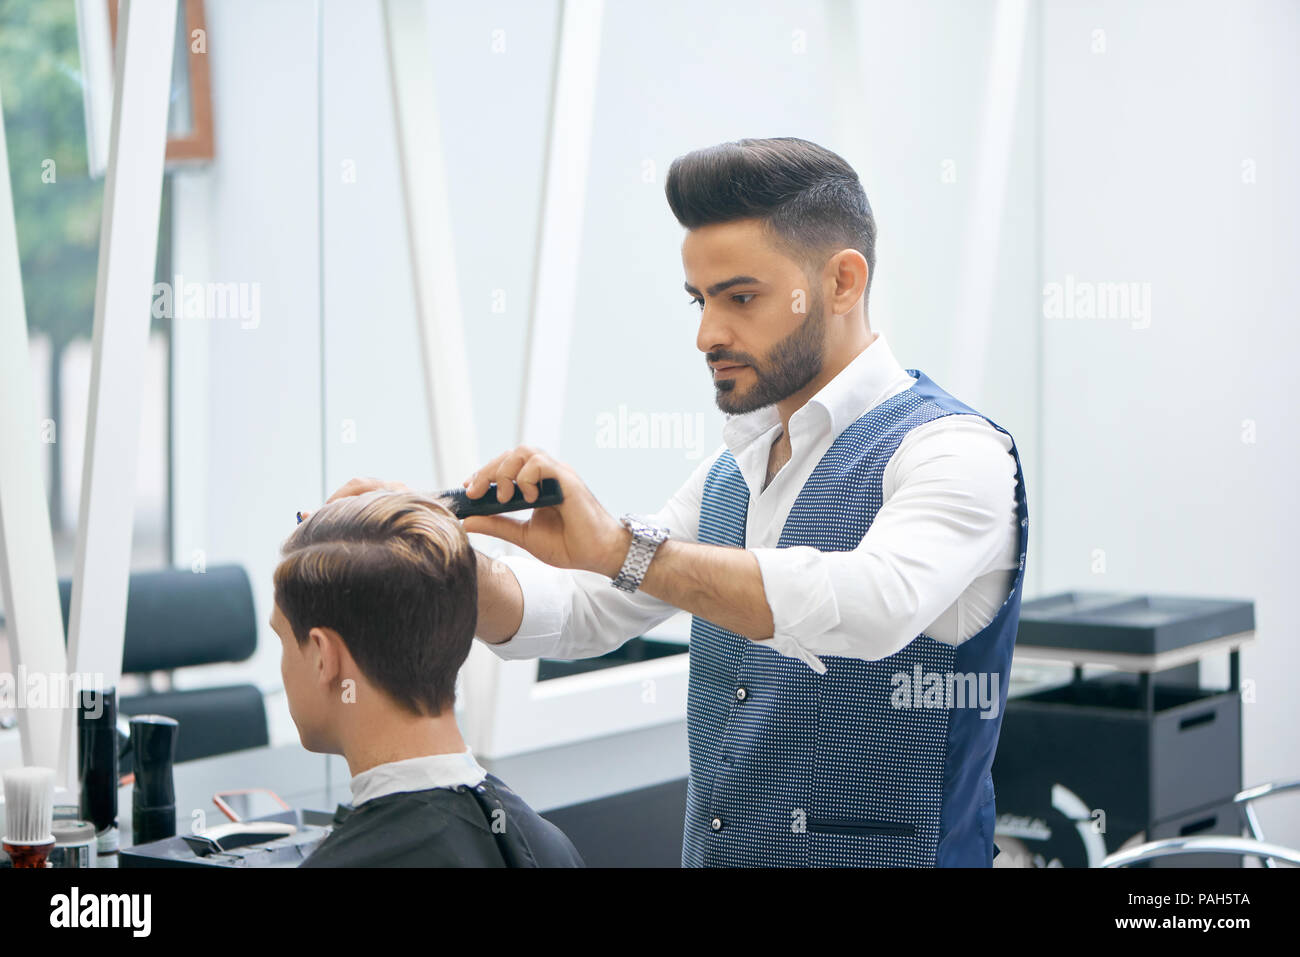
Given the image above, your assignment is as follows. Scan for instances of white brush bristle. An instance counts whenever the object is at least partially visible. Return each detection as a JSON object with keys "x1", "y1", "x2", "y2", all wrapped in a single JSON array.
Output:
[{"x1": 2, "y1": 766, "x2": 55, "y2": 845}]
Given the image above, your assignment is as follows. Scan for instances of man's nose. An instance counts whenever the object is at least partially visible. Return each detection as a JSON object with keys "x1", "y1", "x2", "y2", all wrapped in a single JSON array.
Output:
[{"x1": 696, "y1": 304, "x2": 730, "y2": 355}]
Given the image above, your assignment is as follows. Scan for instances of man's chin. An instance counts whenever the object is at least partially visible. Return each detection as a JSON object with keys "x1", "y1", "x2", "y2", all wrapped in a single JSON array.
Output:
[
  {"x1": 714, "y1": 389, "x2": 742, "y2": 415},
  {"x1": 715, "y1": 388, "x2": 770, "y2": 416}
]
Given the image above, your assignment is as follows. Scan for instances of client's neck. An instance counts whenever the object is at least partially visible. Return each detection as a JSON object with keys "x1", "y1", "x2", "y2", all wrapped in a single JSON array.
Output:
[{"x1": 339, "y1": 706, "x2": 468, "y2": 778}]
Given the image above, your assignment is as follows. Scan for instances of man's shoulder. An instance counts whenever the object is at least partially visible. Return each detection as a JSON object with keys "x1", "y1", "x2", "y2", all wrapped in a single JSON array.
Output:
[
  {"x1": 883, "y1": 412, "x2": 1020, "y2": 512},
  {"x1": 905, "y1": 412, "x2": 1014, "y2": 450}
]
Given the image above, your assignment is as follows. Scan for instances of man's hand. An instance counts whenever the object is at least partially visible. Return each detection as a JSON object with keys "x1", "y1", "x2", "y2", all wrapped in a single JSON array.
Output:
[{"x1": 461, "y1": 446, "x2": 631, "y2": 578}]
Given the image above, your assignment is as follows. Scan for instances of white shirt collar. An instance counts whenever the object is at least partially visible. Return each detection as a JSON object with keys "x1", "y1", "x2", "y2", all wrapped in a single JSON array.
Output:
[
  {"x1": 720, "y1": 331, "x2": 915, "y2": 457},
  {"x1": 349, "y1": 748, "x2": 488, "y2": 807}
]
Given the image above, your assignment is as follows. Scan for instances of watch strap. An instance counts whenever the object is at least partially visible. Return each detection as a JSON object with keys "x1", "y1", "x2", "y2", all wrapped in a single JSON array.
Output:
[{"x1": 611, "y1": 517, "x2": 668, "y2": 593}]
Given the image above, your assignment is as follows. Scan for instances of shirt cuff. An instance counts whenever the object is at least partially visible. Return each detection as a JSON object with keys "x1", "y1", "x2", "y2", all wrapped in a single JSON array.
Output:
[
  {"x1": 482, "y1": 553, "x2": 572, "y2": 661},
  {"x1": 750, "y1": 546, "x2": 837, "y2": 674}
]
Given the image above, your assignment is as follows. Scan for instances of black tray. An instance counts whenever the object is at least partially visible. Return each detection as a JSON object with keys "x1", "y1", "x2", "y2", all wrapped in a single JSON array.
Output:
[
  {"x1": 1016, "y1": 592, "x2": 1254, "y2": 656},
  {"x1": 119, "y1": 808, "x2": 335, "y2": 868}
]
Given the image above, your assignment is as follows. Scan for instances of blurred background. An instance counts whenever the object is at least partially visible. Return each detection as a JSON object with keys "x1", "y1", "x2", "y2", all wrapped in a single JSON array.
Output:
[{"x1": 1, "y1": 0, "x2": 1296, "y2": 861}]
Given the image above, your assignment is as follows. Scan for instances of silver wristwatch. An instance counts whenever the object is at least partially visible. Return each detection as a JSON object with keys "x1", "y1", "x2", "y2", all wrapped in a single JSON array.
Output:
[{"x1": 611, "y1": 515, "x2": 670, "y2": 593}]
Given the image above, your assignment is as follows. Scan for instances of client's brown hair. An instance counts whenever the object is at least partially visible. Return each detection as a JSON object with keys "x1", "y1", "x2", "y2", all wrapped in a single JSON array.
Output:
[{"x1": 273, "y1": 491, "x2": 476, "y2": 716}]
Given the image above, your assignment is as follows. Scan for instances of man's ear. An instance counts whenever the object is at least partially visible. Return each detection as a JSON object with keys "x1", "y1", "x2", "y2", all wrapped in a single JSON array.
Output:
[
  {"x1": 826, "y1": 248, "x2": 868, "y2": 314},
  {"x1": 307, "y1": 626, "x2": 345, "y2": 689}
]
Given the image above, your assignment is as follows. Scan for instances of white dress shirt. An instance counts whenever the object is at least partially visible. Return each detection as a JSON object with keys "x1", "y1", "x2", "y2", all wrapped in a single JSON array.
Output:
[
  {"x1": 487, "y1": 332, "x2": 1021, "y2": 674},
  {"x1": 349, "y1": 748, "x2": 488, "y2": 807}
]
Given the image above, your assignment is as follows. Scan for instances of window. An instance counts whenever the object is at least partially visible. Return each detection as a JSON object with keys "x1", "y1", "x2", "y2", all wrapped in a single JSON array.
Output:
[{"x1": 0, "y1": 0, "x2": 173, "y2": 711}]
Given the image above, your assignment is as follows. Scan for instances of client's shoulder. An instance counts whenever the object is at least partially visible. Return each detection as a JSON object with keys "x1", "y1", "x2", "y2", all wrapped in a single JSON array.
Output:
[
  {"x1": 477, "y1": 774, "x2": 585, "y2": 868},
  {"x1": 299, "y1": 787, "x2": 495, "y2": 868}
]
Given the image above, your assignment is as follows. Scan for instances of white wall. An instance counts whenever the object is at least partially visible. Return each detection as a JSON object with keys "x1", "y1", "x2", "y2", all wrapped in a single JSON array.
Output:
[
  {"x1": 1040, "y1": 0, "x2": 1300, "y2": 845},
  {"x1": 168, "y1": 0, "x2": 323, "y2": 745}
]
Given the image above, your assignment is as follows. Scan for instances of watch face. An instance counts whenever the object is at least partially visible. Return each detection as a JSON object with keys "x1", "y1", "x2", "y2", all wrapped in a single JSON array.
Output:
[{"x1": 622, "y1": 514, "x2": 667, "y2": 541}]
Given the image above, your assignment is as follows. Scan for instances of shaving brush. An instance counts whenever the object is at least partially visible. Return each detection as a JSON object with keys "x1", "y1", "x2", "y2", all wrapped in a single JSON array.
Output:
[{"x1": 2, "y1": 767, "x2": 56, "y2": 868}]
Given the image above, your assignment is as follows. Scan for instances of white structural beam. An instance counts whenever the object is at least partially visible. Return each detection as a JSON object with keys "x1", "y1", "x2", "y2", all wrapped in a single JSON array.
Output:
[
  {"x1": 517, "y1": 0, "x2": 604, "y2": 451},
  {"x1": 59, "y1": 0, "x2": 178, "y2": 786},
  {"x1": 947, "y1": 0, "x2": 1030, "y2": 401},
  {"x1": 381, "y1": 0, "x2": 478, "y2": 486},
  {"x1": 0, "y1": 85, "x2": 69, "y2": 771},
  {"x1": 381, "y1": 0, "x2": 492, "y2": 749},
  {"x1": 74, "y1": 0, "x2": 116, "y2": 179},
  {"x1": 478, "y1": 0, "x2": 616, "y2": 757}
]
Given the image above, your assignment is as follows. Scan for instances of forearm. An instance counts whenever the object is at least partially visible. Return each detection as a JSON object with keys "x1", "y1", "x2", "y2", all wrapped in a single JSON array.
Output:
[
  {"x1": 633, "y1": 538, "x2": 775, "y2": 640},
  {"x1": 474, "y1": 550, "x2": 524, "y2": 644}
]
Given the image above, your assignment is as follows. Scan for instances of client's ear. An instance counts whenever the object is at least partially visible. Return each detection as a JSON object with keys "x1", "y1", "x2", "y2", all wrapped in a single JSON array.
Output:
[{"x1": 307, "y1": 626, "x2": 346, "y2": 689}]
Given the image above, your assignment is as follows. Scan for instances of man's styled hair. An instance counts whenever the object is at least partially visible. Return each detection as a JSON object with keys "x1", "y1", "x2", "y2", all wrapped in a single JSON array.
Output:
[
  {"x1": 664, "y1": 136, "x2": 877, "y2": 300},
  {"x1": 273, "y1": 491, "x2": 476, "y2": 717}
]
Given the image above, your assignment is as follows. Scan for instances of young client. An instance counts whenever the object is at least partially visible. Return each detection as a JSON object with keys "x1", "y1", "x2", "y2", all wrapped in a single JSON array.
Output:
[{"x1": 272, "y1": 489, "x2": 583, "y2": 867}]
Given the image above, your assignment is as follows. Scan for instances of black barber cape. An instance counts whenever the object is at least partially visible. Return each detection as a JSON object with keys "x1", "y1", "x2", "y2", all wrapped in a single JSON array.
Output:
[{"x1": 300, "y1": 772, "x2": 584, "y2": 868}]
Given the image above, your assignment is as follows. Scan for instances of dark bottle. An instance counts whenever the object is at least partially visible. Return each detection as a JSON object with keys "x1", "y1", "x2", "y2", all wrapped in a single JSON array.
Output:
[
  {"x1": 130, "y1": 714, "x2": 179, "y2": 845},
  {"x1": 78, "y1": 687, "x2": 119, "y2": 846}
]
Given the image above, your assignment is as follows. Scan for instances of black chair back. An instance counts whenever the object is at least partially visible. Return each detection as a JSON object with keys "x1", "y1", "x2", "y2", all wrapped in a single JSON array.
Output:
[{"x1": 58, "y1": 565, "x2": 267, "y2": 762}]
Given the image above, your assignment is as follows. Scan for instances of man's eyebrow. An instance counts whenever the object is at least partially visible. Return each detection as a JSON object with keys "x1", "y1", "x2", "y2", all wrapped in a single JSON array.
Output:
[{"x1": 684, "y1": 276, "x2": 765, "y2": 298}]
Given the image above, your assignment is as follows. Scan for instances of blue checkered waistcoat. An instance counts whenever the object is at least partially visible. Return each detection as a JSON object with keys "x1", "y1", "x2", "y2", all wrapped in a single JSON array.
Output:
[{"x1": 682, "y1": 369, "x2": 1029, "y2": 867}]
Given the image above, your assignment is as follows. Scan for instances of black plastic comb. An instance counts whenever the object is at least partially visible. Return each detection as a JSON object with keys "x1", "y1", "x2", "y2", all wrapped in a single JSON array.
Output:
[{"x1": 439, "y1": 478, "x2": 564, "y2": 518}]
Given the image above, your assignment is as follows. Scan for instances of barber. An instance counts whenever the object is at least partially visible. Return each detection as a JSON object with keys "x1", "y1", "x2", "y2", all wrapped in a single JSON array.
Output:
[{"x1": 332, "y1": 137, "x2": 1029, "y2": 867}]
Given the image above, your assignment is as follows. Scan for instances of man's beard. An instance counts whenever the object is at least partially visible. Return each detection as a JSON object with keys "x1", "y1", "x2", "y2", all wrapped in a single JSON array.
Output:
[{"x1": 708, "y1": 294, "x2": 827, "y2": 415}]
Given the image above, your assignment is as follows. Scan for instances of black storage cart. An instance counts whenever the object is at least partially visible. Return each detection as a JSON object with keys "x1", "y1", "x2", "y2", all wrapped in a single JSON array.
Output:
[{"x1": 991, "y1": 592, "x2": 1255, "y2": 867}]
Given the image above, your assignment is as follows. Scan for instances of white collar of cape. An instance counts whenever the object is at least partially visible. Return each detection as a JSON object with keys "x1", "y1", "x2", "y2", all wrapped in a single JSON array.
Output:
[{"x1": 349, "y1": 748, "x2": 489, "y2": 807}]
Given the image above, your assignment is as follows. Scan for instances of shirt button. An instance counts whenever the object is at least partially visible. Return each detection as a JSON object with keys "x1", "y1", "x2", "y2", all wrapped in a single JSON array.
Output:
[
  {"x1": 734, "y1": 686, "x2": 748, "y2": 702},
  {"x1": 710, "y1": 817, "x2": 724, "y2": 831}
]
